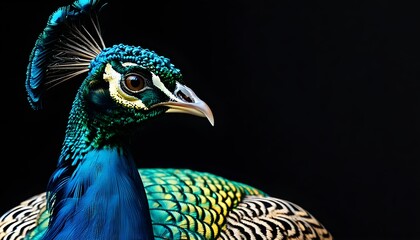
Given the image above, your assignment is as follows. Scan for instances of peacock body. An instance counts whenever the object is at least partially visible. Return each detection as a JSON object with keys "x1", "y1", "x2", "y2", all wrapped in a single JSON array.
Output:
[{"x1": 0, "y1": 0, "x2": 333, "y2": 239}]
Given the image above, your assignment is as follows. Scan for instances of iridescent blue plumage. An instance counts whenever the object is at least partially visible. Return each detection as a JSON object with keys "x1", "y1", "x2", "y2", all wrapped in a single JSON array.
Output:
[{"x1": 44, "y1": 148, "x2": 153, "y2": 239}]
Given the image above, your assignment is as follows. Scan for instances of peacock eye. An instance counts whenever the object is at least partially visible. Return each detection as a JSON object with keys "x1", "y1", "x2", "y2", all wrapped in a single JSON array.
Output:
[{"x1": 123, "y1": 73, "x2": 146, "y2": 92}]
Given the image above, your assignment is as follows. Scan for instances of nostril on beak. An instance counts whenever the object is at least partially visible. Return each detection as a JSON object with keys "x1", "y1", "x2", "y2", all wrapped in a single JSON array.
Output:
[{"x1": 176, "y1": 89, "x2": 194, "y2": 103}]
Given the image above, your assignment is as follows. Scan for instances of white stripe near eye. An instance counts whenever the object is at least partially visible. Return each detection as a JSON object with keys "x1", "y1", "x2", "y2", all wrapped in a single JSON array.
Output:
[
  {"x1": 122, "y1": 62, "x2": 177, "y2": 101},
  {"x1": 151, "y1": 73, "x2": 178, "y2": 101}
]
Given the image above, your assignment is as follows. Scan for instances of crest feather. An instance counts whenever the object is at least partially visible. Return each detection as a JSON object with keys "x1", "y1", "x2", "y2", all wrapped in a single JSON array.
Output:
[{"x1": 25, "y1": 0, "x2": 107, "y2": 110}]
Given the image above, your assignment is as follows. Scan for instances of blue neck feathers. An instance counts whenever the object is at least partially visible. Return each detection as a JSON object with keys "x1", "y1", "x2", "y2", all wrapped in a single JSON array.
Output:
[
  {"x1": 38, "y1": 82, "x2": 155, "y2": 239},
  {"x1": 42, "y1": 147, "x2": 154, "y2": 240}
]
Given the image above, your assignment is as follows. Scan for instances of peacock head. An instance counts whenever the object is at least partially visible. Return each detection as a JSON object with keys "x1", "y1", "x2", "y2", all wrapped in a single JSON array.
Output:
[{"x1": 79, "y1": 44, "x2": 214, "y2": 132}]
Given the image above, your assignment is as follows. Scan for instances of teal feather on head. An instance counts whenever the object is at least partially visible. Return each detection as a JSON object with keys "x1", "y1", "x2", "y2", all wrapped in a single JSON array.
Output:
[{"x1": 89, "y1": 43, "x2": 183, "y2": 89}]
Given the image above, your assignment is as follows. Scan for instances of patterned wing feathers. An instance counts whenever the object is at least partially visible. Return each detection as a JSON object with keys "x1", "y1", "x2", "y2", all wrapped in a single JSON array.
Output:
[
  {"x1": 220, "y1": 195, "x2": 333, "y2": 240},
  {"x1": 0, "y1": 169, "x2": 332, "y2": 240},
  {"x1": 140, "y1": 168, "x2": 266, "y2": 239},
  {"x1": 0, "y1": 193, "x2": 47, "y2": 240}
]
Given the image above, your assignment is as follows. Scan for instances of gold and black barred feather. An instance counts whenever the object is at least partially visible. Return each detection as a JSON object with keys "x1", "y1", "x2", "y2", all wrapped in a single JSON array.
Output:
[
  {"x1": 219, "y1": 196, "x2": 332, "y2": 240},
  {"x1": 0, "y1": 169, "x2": 332, "y2": 240},
  {"x1": 0, "y1": 193, "x2": 46, "y2": 240}
]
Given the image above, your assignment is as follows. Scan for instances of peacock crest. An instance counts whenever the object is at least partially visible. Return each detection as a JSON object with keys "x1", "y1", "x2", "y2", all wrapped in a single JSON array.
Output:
[{"x1": 26, "y1": 0, "x2": 106, "y2": 110}]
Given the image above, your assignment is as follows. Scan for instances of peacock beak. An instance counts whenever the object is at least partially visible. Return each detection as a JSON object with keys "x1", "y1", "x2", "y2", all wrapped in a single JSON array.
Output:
[{"x1": 151, "y1": 82, "x2": 215, "y2": 126}]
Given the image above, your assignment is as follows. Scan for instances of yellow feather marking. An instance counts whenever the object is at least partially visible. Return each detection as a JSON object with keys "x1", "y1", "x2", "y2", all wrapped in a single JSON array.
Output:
[
  {"x1": 204, "y1": 222, "x2": 215, "y2": 239},
  {"x1": 225, "y1": 196, "x2": 233, "y2": 208},
  {"x1": 151, "y1": 172, "x2": 167, "y2": 177},
  {"x1": 198, "y1": 195, "x2": 211, "y2": 207},
  {"x1": 219, "y1": 190, "x2": 227, "y2": 199},
  {"x1": 208, "y1": 184, "x2": 218, "y2": 192},
  {"x1": 153, "y1": 179, "x2": 166, "y2": 185},
  {"x1": 208, "y1": 210, "x2": 221, "y2": 235},
  {"x1": 227, "y1": 191, "x2": 235, "y2": 199},
  {"x1": 218, "y1": 201, "x2": 228, "y2": 215},
  {"x1": 211, "y1": 205, "x2": 222, "y2": 215},
  {"x1": 187, "y1": 185, "x2": 202, "y2": 194},
  {"x1": 166, "y1": 179, "x2": 179, "y2": 185},
  {"x1": 230, "y1": 184, "x2": 237, "y2": 192},
  {"x1": 164, "y1": 193, "x2": 174, "y2": 200},
  {"x1": 183, "y1": 179, "x2": 194, "y2": 185},
  {"x1": 201, "y1": 210, "x2": 214, "y2": 225},
  {"x1": 187, "y1": 215, "x2": 204, "y2": 233},
  {"x1": 235, "y1": 191, "x2": 242, "y2": 199},
  {"x1": 179, "y1": 202, "x2": 190, "y2": 213},
  {"x1": 190, "y1": 205, "x2": 204, "y2": 218},
  {"x1": 206, "y1": 196, "x2": 217, "y2": 206},
  {"x1": 172, "y1": 192, "x2": 186, "y2": 200}
]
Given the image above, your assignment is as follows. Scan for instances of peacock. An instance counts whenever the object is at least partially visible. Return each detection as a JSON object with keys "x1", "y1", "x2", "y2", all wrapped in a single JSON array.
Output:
[{"x1": 0, "y1": 1, "x2": 333, "y2": 239}]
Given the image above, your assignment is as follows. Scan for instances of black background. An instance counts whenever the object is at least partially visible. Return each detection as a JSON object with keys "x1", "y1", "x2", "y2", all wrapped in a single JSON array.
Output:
[{"x1": 1, "y1": 1, "x2": 419, "y2": 240}]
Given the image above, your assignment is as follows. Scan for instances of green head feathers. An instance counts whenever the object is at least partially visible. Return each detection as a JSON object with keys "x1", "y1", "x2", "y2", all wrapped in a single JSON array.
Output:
[{"x1": 90, "y1": 43, "x2": 183, "y2": 86}]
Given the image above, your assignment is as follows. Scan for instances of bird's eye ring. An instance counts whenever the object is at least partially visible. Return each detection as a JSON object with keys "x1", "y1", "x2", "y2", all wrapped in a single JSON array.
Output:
[{"x1": 122, "y1": 73, "x2": 146, "y2": 93}]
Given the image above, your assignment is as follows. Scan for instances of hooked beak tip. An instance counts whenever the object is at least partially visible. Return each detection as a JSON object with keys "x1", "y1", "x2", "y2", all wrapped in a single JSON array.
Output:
[
  {"x1": 151, "y1": 82, "x2": 215, "y2": 126},
  {"x1": 206, "y1": 112, "x2": 215, "y2": 126}
]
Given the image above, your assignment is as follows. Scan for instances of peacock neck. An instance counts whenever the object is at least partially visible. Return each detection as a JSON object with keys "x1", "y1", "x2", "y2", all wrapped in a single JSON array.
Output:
[
  {"x1": 59, "y1": 95, "x2": 125, "y2": 165},
  {"x1": 42, "y1": 97, "x2": 154, "y2": 239}
]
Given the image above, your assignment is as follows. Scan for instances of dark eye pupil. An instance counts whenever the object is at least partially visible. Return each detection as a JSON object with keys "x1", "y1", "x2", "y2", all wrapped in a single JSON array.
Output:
[
  {"x1": 129, "y1": 76, "x2": 141, "y2": 87},
  {"x1": 125, "y1": 74, "x2": 145, "y2": 91}
]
